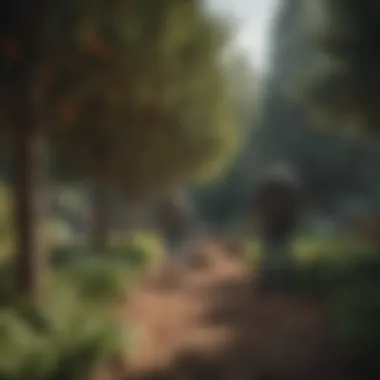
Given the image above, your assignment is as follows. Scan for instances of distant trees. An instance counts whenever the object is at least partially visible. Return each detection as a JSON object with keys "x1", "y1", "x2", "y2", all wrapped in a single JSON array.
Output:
[
  {"x1": 299, "y1": 0, "x2": 380, "y2": 134},
  {"x1": 195, "y1": 0, "x2": 380, "y2": 229}
]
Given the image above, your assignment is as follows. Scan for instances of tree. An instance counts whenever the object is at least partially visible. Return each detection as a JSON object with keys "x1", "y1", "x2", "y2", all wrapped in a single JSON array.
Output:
[
  {"x1": 51, "y1": 0, "x2": 240, "y2": 250},
  {"x1": 0, "y1": 0, "x2": 199, "y2": 295},
  {"x1": 299, "y1": 0, "x2": 380, "y2": 134},
  {"x1": 0, "y1": 0, "x2": 86, "y2": 298},
  {"x1": 223, "y1": 49, "x2": 258, "y2": 128},
  {"x1": 190, "y1": 50, "x2": 259, "y2": 227}
]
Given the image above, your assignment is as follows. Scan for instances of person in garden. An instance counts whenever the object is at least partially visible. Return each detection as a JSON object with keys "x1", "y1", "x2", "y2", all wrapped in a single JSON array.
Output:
[
  {"x1": 157, "y1": 189, "x2": 199, "y2": 263},
  {"x1": 252, "y1": 161, "x2": 302, "y2": 288}
]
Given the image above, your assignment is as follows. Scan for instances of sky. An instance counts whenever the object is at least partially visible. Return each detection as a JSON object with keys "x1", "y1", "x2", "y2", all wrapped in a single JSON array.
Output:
[{"x1": 205, "y1": 0, "x2": 281, "y2": 73}]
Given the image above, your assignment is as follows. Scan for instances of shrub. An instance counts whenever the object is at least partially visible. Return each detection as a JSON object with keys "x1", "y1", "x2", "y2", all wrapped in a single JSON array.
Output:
[
  {"x1": 116, "y1": 232, "x2": 164, "y2": 269},
  {"x1": 0, "y1": 239, "x2": 147, "y2": 379},
  {"x1": 0, "y1": 292, "x2": 131, "y2": 380},
  {"x1": 291, "y1": 251, "x2": 380, "y2": 377},
  {"x1": 49, "y1": 236, "x2": 162, "y2": 301},
  {"x1": 54, "y1": 256, "x2": 136, "y2": 302},
  {"x1": 0, "y1": 230, "x2": 161, "y2": 379},
  {"x1": 50, "y1": 232, "x2": 163, "y2": 272}
]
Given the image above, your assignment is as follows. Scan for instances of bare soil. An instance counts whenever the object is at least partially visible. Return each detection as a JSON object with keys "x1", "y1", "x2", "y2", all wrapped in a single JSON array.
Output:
[{"x1": 118, "y1": 239, "x2": 352, "y2": 380}]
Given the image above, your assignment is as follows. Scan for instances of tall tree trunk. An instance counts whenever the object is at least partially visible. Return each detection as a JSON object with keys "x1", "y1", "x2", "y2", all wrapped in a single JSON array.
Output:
[
  {"x1": 12, "y1": 95, "x2": 45, "y2": 299},
  {"x1": 91, "y1": 171, "x2": 109, "y2": 252}
]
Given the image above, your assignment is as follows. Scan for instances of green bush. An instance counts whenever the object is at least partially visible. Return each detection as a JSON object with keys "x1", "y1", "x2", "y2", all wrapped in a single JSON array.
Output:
[
  {"x1": 0, "y1": 287, "x2": 132, "y2": 380},
  {"x1": 290, "y1": 252, "x2": 380, "y2": 376},
  {"x1": 50, "y1": 232, "x2": 163, "y2": 272},
  {"x1": 49, "y1": 237, "x2": 161, "y2": 301},
  {"x1": 0, "y1": 230, "x2": 161, "y2": 379},
  {"x1": 0, "y1": 237, "x2": 155, "y2": 379},
  {"x1": 54, "y1": 256, "x2": 137, "y2": 302},
  {"x1": 116, "y1": 232, "x2": 164, "y2": 269}
]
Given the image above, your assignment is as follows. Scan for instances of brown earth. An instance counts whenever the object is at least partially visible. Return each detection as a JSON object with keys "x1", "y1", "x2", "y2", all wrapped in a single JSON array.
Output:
[{"x1": 115, "y1": 239, "x2": 353, "y2": 380}]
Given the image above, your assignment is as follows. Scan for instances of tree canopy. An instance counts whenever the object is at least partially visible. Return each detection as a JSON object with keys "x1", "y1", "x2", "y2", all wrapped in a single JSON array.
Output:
[
  {"x1": 53, "y1": 0, "x2": 239, "y2": 197},
  {"x1": 299, "y1": 0, "x2": 380, "y2": 134}
]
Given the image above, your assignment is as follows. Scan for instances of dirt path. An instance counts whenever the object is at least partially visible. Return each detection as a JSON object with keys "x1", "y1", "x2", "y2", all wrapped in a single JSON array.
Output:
[{"x1": 123, "y1": 240, "x2": 349, "y2": 380}]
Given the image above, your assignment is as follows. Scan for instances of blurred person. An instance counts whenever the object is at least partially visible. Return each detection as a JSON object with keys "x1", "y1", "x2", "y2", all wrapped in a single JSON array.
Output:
[
  {"x1": 252, "y1": 161, "x2": 302, "y2": 289},
  {"x1": 156, "y1": 188, "x2": 200, "y2": 264}
]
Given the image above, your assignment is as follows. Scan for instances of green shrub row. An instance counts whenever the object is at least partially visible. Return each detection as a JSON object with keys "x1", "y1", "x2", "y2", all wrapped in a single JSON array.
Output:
[{"x1": 0, "y1": 237, "x2": 162, "y2": 379}]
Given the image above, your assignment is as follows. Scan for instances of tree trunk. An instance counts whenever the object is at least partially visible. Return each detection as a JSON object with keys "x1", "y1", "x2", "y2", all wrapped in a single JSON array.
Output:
[
  {"x1": 91, "y1": 171, "x2": 109, "y2": 252},
  {"x1": 12, "y1": 98, "x2": 45, "y2": 299}
]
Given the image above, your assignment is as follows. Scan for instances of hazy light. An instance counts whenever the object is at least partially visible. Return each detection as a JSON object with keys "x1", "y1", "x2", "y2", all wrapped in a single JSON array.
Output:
[{"x1": 204, "y1": 0, "x2": 281, "y2": 74}]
